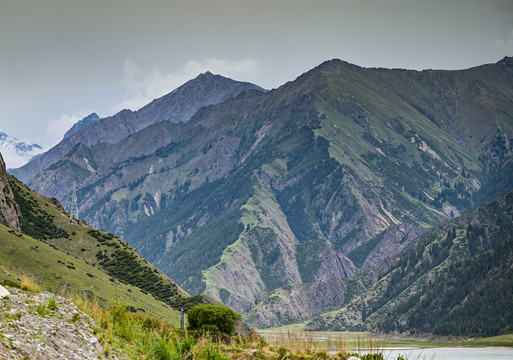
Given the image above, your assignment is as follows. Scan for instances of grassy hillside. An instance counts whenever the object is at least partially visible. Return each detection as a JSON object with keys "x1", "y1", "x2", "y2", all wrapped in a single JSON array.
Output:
[{"x1": 0, "y1": 223, "x2": 180, "y2": 324}]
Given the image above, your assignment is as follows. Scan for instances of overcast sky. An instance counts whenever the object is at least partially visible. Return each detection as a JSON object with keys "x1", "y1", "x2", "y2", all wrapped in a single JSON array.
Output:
[{"x1": 1, "y1": 0, "x2": 512, "y2": 153}]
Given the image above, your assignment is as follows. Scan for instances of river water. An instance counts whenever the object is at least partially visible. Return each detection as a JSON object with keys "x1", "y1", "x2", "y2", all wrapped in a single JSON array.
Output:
[{"x1": 374, "y1": 347, "x2": 513, "y2": 360}]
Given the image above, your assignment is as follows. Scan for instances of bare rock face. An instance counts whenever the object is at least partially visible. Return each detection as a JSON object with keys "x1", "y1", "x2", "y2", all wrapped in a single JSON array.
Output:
[
  {"x1": 0, "y1": 153, "x2": 21, "y2": 231},
  {"x1": 367, "y1": 224, "x2": 424, "y2": 265}
]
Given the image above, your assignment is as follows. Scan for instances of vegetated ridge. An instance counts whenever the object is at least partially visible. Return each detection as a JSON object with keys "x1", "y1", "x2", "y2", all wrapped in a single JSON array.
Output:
[
  {"x1": 307, "y1": 188, "x2": 513, "y2": 337},
  {"x1": 13, "y1": 57, "x2": 513, "y2": 329}
]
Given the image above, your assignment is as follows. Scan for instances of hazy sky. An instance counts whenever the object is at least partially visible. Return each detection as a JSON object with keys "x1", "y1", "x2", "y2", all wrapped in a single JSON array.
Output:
[{"x1": 1, "y1": 0, "x2": 512, "y2": 152}]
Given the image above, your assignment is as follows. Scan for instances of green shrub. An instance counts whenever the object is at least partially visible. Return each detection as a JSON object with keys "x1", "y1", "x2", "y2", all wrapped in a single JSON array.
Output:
[
  {"x1": 48, "y1": 297, "x2": 58, "y2": 311},
  {"x1": 187, "y1": 305, "x2": 241, "y2": 336},
  {"x1": 36, "y1": 304, "x2": 49, "y2": 317},
  {"x1": 71, "y1": 313, "x2": 81, "y2": 323},
  {"x1": 1, "y1": 280, "x2": 21, "y2": 289}
]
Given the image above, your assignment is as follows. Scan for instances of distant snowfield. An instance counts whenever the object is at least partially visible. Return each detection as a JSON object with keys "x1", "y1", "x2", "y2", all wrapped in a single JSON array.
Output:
[{"x1": 0, "y1": 131, "x2": 43, "y2": 169}]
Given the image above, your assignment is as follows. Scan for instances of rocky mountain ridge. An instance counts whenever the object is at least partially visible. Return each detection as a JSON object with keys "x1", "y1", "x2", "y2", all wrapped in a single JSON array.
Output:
[
  {"x1": 63, "y1": 113, "x2": 101, "y2": 140},
  {"x1": 11, "y1": 73, "x2": 264, "y2": 184}
]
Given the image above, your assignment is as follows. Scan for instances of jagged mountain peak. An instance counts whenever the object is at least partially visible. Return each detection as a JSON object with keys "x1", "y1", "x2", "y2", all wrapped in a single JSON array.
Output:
[
  {"x1": 497, "y1": 55, "x2": 513, "y2": 68},
  {"x1": 84, "y1": 112, "x2": 100, "y2": 121},
  {"x1": 197, "y1": 71, "x2": 214, "y2": 78},
  {"x1": 316, "y1": 58, "x2": 359, "y2": 70},
  {"x1": 63, "y1": 112, "x2": 101, "y2": 140},
  {"x1": 138, "y1": 70, "x2": 264, "y2": 121}
]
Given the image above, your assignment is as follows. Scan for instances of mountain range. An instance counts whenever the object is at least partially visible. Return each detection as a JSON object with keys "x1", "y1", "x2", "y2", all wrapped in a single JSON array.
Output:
[
  {"x1": 10, "y1": 57, "x2": 513, "y2": 331},
  {"x1": 12, "y1": 72, "x2": 263, "y2": 184}
]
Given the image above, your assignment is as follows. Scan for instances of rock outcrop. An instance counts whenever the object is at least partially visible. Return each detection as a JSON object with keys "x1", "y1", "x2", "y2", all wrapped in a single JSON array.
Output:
[{"x1": 0, "y1": 153, "x2": 20, "y2": 231}]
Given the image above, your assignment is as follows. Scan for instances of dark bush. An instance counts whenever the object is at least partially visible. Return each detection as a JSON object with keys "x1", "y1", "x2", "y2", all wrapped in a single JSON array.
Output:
[{"x1": 187, "y1": 305, "x2": 241, "y2": 335}]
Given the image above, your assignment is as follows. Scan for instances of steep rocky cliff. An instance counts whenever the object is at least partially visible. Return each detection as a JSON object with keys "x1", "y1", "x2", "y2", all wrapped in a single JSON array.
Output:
[{"x1": 0, "y1": 153, "x2": 20, "y2": 230}]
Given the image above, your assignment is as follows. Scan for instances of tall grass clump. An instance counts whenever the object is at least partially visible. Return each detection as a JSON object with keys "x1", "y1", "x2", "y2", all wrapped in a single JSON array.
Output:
[{"x1": 20, "y1": 275, "x2": 40, "y2": 292}]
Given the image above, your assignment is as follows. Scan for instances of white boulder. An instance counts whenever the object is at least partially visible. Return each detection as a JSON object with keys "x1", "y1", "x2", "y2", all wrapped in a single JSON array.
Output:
[{"x1": 0, "y1": 285, "x2": 10, "y2": 297}]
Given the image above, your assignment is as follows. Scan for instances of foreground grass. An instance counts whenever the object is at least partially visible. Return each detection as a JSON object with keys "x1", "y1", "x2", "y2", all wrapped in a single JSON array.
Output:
[
  {"x1": 73, "y1": 297, "x2": 396, "y2": 359},
  {"x1": 0, "y1": 223, "x2": 180, "y2": 324}
]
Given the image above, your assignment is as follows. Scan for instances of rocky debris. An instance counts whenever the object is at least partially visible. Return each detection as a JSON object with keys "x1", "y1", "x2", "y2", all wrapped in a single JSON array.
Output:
[
  {"x1": 0, "y1": 153, "x2": 21, "y2": 231},
  {"x1": 364, "y1": 223, "x2": 425, "y2": 276},
  {"x1": 0, "y1": 287, "x2": 110, "y2": 359},
  {"x1": 233, "y1": 318, "x2": 257, "y2": 338},
  {"x1": 245, "y1": 276, "x2": 349, "y2": 328}
]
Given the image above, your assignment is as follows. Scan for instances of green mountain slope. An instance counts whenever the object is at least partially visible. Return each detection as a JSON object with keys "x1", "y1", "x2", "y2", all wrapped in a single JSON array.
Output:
[
  {"x1": 307, "y1": 189, "x2": 513, "y2": 336},
  {"x1": 18, "y1": 57, "x2": 513, "y2": 328},
  {"x1": 7, "y1": 174, "x2": 218, "y2": 311},
  {"x1": 0, "y1": 149, "x2": 223, "y2": 325}
]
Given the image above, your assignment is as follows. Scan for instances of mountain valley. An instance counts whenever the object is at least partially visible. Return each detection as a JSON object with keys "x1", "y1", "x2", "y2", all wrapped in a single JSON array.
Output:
[{"x1": 307, "y1": 188, "x2": 513, "y2": 336}]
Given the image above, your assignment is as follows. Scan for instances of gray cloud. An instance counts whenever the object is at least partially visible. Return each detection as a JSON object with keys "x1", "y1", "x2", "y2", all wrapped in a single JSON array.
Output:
[{"x1": 0, "y1": 0, "x2": 511, "y2": 149}]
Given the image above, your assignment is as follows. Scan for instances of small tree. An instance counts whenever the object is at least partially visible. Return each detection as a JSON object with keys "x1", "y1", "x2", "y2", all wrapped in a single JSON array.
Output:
[{"x1": 187, "y1": 304, "x2": 241, "y2": 335}]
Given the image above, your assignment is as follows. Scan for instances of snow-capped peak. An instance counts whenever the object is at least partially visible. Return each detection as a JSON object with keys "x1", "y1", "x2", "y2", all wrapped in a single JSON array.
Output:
[{"x1": 0, "y1": 131, "x2": 43, "y2": 169}]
